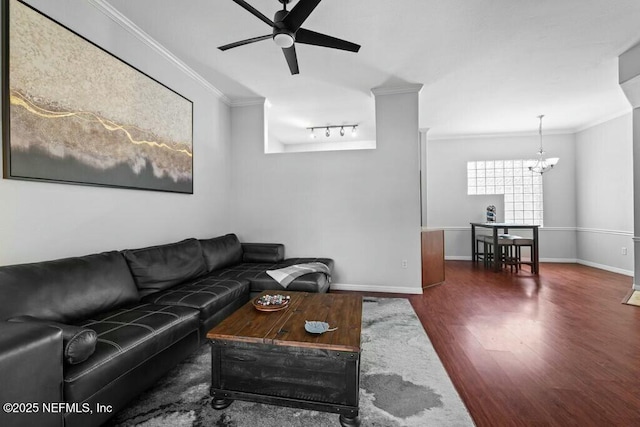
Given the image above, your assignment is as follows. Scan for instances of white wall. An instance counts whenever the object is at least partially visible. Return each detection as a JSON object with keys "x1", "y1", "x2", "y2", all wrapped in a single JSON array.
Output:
[
  {"x1": 230, "y1": 91, "x2": 422, "y2": 294},
  {"x1": 575, "y1": 114, "x2": 634, "y2": 275},
  {"x1": 0, "y1": 0, "x2": 233, "y2": 265},
  {"x1": 426, "y1": 133, "x2": 577, "y2": 261}
]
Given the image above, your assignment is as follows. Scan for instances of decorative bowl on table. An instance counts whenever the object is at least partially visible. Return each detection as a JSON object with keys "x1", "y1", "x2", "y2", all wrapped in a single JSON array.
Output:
[{"x1": 253, "y1": 294, "x2": 291, "y2": 312}]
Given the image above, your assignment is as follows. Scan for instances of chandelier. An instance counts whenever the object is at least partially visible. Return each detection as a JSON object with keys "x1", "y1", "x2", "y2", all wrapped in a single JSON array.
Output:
[{"x1": 529, "y1": 115, "x2": 559, "y2": 174}]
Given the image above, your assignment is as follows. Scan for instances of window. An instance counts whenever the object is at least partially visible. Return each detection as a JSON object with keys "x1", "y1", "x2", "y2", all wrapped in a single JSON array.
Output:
[{"x1": 467, "y1": 160, "x2": 544, "y2": 226}]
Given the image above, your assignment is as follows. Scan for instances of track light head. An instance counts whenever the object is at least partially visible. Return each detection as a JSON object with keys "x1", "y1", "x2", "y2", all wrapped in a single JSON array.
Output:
[{"x1": 307, "y1": 124, "x2": 358, "y2": 141}]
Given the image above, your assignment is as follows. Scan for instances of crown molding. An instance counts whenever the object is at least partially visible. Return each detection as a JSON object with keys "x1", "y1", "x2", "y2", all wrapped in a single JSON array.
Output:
[
  {"x1": 229, "y1": 97, "x2": 267, "y2": 108},
  {"x1": 574, "y1": 109, "x2": 632, "y2": 133},
  {"x1": 429, "y1": 129, "x2": 575, "y2": 141},
  {"x1": 621, "y1": 76, "x2": 640, "y2": 108},
  {"x1": 87, "y1": 0, "x2": 231, "y2": 105},
  {"x1": 371, "y1": 84, "x2": 424, "y2": 96},
  {"x1": 429, "y1": 109, "x2": 633, "y2": 140}
]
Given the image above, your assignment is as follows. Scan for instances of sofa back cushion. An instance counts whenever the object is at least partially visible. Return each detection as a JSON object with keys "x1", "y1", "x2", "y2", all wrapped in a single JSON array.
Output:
[
  {"x1": 123, "y1": 238, "x2": 207, "y2": 298},
  {"x1": 199, "y1": 234, "x2": 243, "y2": 272},
  {"x1": 0, "y1": 251, "x2": 139, "y2": 323}
]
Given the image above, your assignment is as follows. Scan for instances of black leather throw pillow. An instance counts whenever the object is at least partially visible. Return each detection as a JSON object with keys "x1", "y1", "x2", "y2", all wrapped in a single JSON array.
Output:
[{"x1": 8, "y1": 316, "x2": 97, "y2": 365}]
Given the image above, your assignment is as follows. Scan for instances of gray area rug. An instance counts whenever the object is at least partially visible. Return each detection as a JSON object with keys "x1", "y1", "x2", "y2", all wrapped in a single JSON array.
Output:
[{"x1": 108, "y1": 297, "x2": 474, "y2": 426}]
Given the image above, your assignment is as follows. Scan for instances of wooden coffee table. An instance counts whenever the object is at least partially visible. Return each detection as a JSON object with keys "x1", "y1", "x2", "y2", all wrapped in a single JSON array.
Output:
[{"x1": 206, "y1": 290, "x2": 363, "y2": 426}]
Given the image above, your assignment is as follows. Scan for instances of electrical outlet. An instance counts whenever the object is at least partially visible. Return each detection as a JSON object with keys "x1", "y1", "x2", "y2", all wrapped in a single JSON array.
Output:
[
  {"x1": 622, "y1": 247, "x2": 628, "y2": 255},
  {"x1": 401, "y1": 260, "x2": 408, "y2": 268}
]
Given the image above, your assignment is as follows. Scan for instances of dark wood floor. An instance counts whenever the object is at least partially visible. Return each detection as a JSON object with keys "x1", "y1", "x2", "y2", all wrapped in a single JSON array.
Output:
[{"x1": 406, "y1": 261, "x2": 640, "y2": 426}]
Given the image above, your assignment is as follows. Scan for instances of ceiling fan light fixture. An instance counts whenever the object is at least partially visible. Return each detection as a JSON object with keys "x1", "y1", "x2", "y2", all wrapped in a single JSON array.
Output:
[
  {"x1": 221, "y1": 0, "x2": 361, "y2": 75},
  {"x1": 273, "y1": 33, "x2": 294, "y2": 48}
]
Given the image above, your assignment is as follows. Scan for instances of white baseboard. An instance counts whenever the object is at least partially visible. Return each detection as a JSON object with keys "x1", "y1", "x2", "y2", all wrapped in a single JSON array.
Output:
[
  {"x1": 576, "y1": 259, "x2": 634, "y2": 277},
  {"x1": 445, "y1": 256, "x2": 634, "y2": 274},
  {"x1": 330, "y1": 264, "x2": 634, "y2": 292},
  {"x1": 540, "y1": 258, "x2": 578, "y2": 263},
  {"x1": 445, "y1": 256, "x2": 577, "y2": 263},
  {"x1": 330, "y1": 283, "x2": 423, "y2": 295}
]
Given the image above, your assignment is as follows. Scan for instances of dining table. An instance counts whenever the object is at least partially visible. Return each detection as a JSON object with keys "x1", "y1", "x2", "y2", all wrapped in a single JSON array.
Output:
[{"x1": 470, "y1": 222, "x2": 540, "y2": 273}]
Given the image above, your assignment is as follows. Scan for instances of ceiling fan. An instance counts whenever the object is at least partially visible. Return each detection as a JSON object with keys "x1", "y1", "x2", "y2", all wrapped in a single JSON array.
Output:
[{"x1": 219, "y1": 0, "x2": 361, "y2": 75}]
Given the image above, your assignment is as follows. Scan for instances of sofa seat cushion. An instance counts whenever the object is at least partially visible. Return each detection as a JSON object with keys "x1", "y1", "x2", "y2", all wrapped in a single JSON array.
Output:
[
  {"x1": 209, "y1": 258, "x2": 334, "y2": 294},
  {"x1": 123, "y1": 238, "x2": 208, "y2": 298},
  {"x1": 64, "y1": 304, "x2": 199, "y2": 403},
  {"x1": 141, "y1": 276, "x2": 250, "y2": 321}
]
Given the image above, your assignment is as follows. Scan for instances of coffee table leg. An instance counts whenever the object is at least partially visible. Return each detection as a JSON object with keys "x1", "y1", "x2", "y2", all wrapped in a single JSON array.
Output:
[
  {"x1": 339, "y1": 413, "x2": 360, "y2": 427},
  {"x1": 211, "y1": 398, "x2": 233, "y2": 410}
]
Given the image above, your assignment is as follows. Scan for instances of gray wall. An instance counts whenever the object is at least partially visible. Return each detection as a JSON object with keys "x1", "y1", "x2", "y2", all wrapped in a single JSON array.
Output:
[
  {"x1": 426, "y1": 133, "x2": 577, "y2": 261},
  {"x1": 426, "y1": 115, "x2": 635, "y2": 276},
  {"x1": 230, "y1": 92, "x2": 422, "y2": 293},
  {"x1": 0, "y1": 0, "x2": 233, "y2": 265},
  {"x1": 575, "y1": 114, "x2": 634, "y2": 274}
]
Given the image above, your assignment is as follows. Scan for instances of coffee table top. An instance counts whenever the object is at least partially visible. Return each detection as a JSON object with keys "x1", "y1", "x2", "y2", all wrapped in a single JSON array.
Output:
[{"x1": 206, "y1": 291, "x2": 362, "y2": 353}]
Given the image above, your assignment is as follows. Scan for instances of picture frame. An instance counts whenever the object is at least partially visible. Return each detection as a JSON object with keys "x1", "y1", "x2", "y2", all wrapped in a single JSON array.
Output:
[{"x1": 2, "y1": 0, "x2": 194, "y2": 194}]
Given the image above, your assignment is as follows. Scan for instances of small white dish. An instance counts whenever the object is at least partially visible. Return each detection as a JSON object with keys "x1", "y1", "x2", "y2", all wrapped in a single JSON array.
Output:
[{"x1": 305, "y1": 320, "x2": 338, "y2": 334}]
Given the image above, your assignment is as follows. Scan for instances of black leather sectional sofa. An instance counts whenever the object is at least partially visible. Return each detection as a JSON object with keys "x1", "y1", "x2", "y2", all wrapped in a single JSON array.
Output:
[{"x1": 0, "y1": 233, "x2": 333, "y2": 427}]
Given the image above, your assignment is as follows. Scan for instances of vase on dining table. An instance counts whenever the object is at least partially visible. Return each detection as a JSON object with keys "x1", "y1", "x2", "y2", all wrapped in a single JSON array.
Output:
[{"x1": 486, "y1": 205, "x2": 496, "y2": 223}]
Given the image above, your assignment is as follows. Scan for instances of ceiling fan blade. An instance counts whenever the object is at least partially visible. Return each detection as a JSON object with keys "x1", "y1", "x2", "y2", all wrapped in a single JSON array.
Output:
[
  {"x1": 218, "y1": 34, "x2": 272, "y2": 51},
  {"x1": 296, "y1": 28, "x2": 360, "y2": 52},
  {"x1": 282, "y1": 45, "x2": 299, "y2": 75},
  {"x1": 283, "y1": 0, "x2": 321, "y2": 32},
  {"x1": 231, "y1": 0, "x2": 275, "y2": 27}
]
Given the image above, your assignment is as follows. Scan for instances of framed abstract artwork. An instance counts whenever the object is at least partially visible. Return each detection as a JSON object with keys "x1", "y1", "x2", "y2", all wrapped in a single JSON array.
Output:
[{"x1": 2, "y1": 0, "x2": 194, "y2": 193}]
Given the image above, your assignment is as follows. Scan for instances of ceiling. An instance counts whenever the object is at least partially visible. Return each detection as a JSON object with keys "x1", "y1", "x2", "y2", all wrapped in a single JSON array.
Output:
[{"x1": 105, "y1": 0, "x2": 640, "y2": 142}]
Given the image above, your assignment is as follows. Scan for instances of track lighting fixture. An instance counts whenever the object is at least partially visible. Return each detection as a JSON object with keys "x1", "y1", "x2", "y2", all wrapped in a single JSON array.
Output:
[{"x1": 307, "y1": 124, "x2": 359, "y2": 139}]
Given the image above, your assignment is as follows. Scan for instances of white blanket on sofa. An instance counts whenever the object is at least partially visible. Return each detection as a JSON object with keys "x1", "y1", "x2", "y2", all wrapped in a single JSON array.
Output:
[{"x1": 266, "y1": 262, "x2": 331, "y2": 288}]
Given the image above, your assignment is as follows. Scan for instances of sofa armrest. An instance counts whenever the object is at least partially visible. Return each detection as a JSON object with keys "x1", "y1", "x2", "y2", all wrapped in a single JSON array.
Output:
[
  {"x1": 241, "y1": 243, "x2": 285, "y2": 263},
  {"x1": 0, "y1": 321, "x2": 64, "y2": 427},
  {"x1": 9, "y1": 316, "x2": 97, "y2": 365}
]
